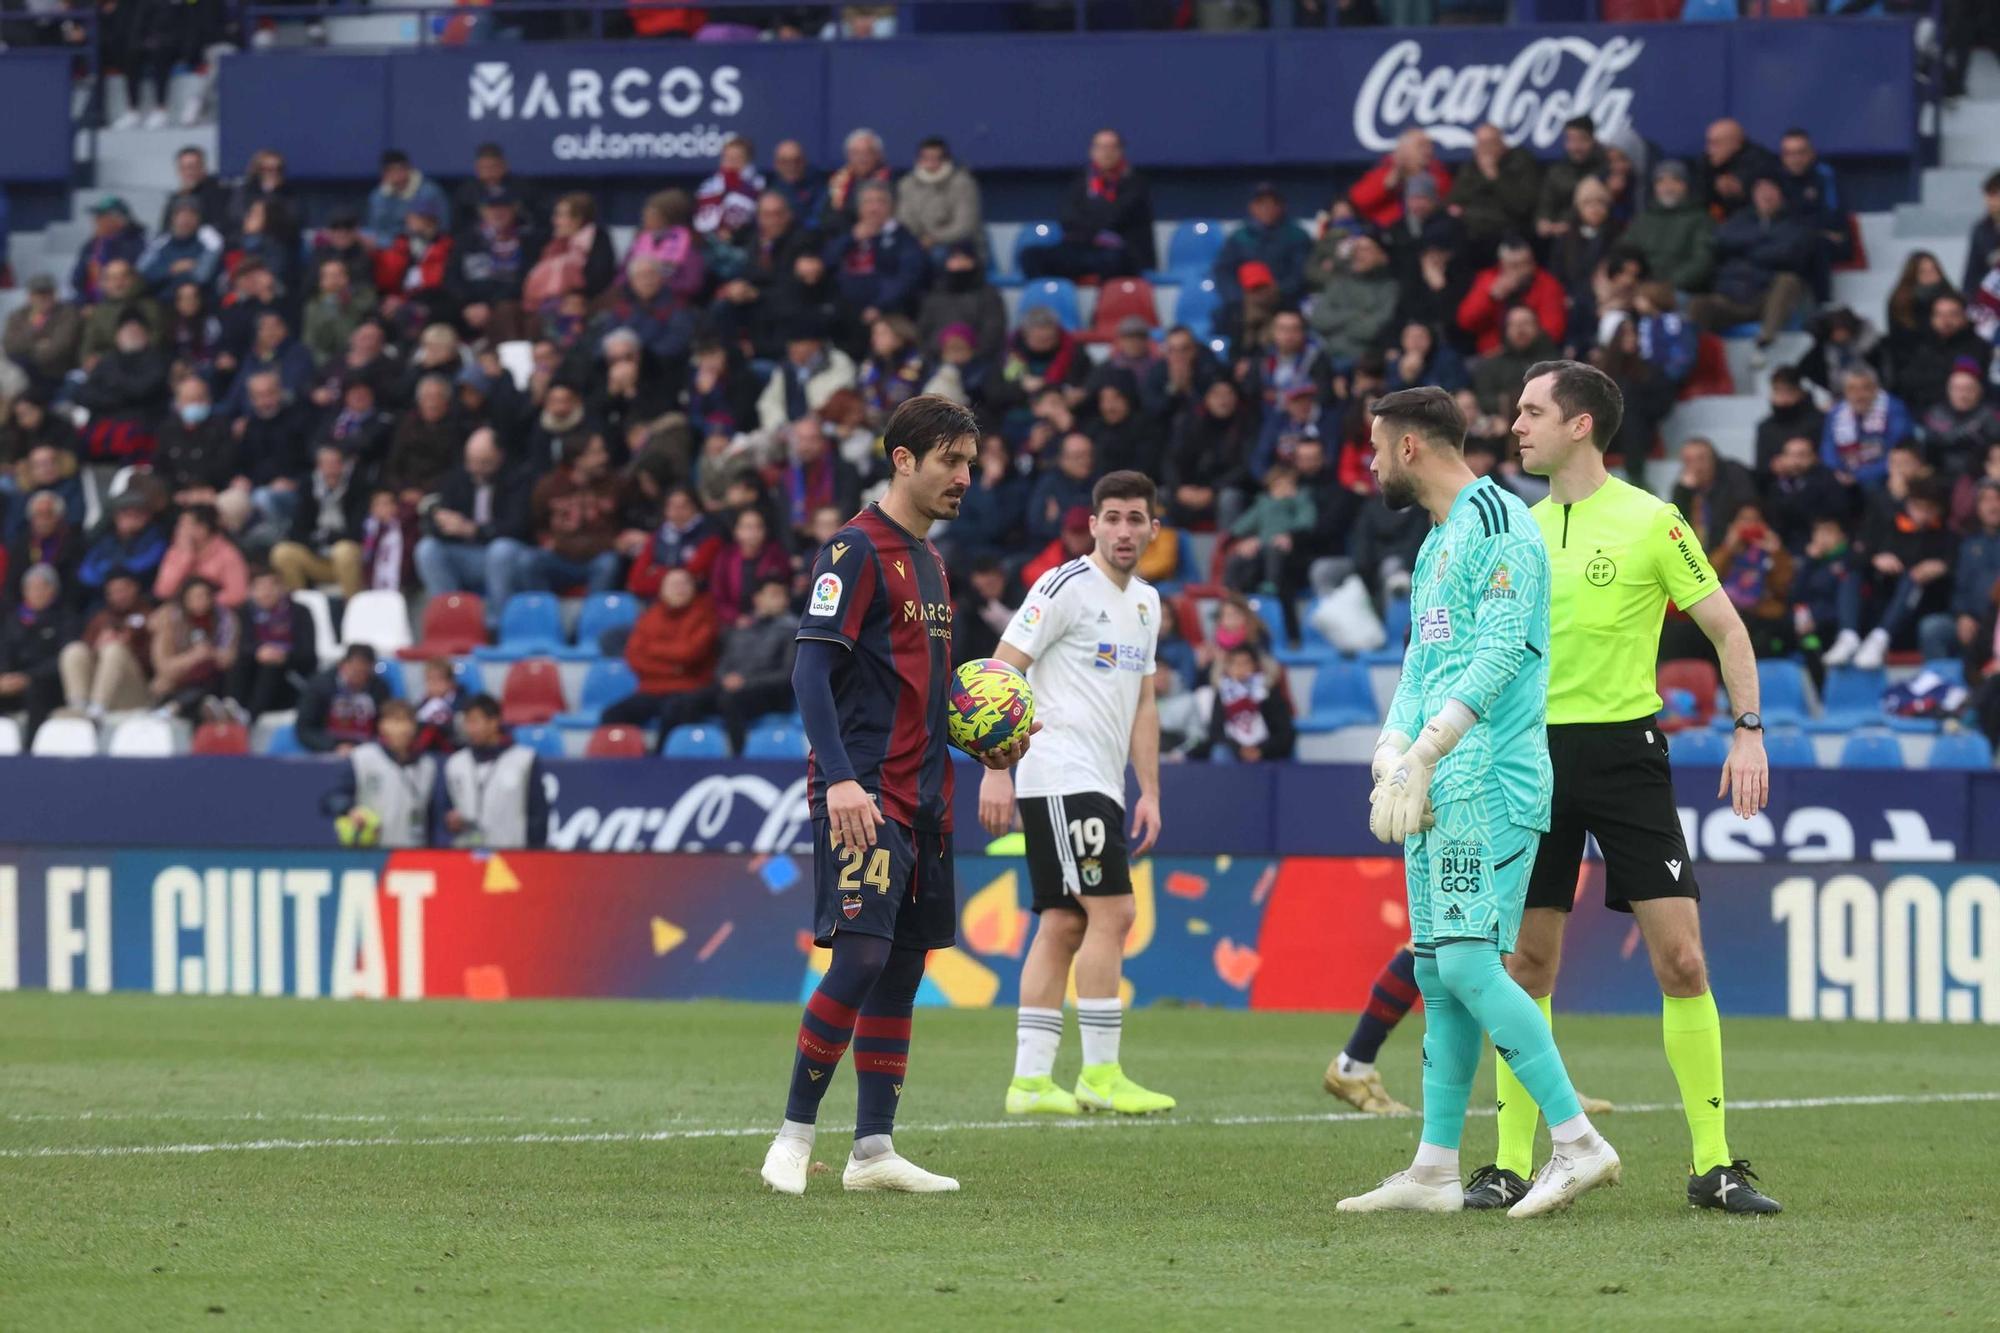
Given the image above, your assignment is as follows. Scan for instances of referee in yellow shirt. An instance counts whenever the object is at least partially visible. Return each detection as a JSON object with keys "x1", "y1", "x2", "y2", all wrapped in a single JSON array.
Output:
[{"x1": 1459, "y1": 360, "x2": 1782, "y2": 1216}]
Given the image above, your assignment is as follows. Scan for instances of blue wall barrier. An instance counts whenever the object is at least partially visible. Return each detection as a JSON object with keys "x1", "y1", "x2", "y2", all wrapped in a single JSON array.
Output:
[
  {"x1": 215, "y1": 20, "x2": 1916, "y2": 179},
  {"x1": 0, "y1": 53, "x2": 77, "y2": 183},
  {"x1": 0, "y1": 756, "x2": 1983, "y2": 861}
]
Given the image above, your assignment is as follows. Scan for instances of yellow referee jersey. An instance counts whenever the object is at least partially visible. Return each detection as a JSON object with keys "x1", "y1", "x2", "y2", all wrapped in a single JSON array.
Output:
[{"x1": 1530, "y1": 475, "x2": 1721, "y2": 726}]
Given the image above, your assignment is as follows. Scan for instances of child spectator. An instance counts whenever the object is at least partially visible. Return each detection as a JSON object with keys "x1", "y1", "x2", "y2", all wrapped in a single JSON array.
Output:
[
  {"x1": 227, "y1": 566, "x2": 316, "y2": 719},
  {"x1": 1205, "y1": 643, "x2": 1295, "y2": 763},
  {"x1": 1828, "y1": 476, "x2": 1958, "y2": 669},
  {"x1": 1791, "y1": 516, "x2": 1855, "y2": 667},
  {"x1": 1225, "y1": 463, "x2": 1316, "y2": 596},
  {"x1": 362, "y1": 488, "x2": 413, "y2": 591},
  {"x1": 1711, "y1": 502, "x2": 1795, "y2": 657},
  {"x1": 296, "y1": 644, "x2": 390, "y2": 754},
  {"x1": 412, "y1": 659, "x2": 462, "y2": 756}
]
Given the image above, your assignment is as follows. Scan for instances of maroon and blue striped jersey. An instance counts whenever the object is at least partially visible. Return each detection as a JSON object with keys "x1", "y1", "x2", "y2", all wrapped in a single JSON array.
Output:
[{"x1": 796, "y1": 504, "x2": 956, "y2": 833}]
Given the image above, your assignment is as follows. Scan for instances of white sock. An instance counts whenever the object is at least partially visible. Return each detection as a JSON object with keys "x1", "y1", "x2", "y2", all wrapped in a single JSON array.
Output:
[
  {"x1": 1336, "y1": 1052, "x2": 1373, "y2": 1078},
  {"x1": 1076, "y1": 996, "x2": 1122, "y2": 1067},
  {"x1": 1410, "y1": 1140, "x2": 1459, "y2": 1184},
  {"x1": 1014, "y1": 1007, "x2": 1063, "y2": 1079},
  {"x1": 852, "y1": 1133, "x2": 893, "y2": 1162},
  {"x1": 778, "y1": 1118, "x2": 815, "y2": 1146},
  {"x1": 1549, "y1": 1112, "x2": 1595, "y2": 1146}
]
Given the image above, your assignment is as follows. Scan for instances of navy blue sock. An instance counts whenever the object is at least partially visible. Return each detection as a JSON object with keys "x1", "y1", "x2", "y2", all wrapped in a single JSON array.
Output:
[
  {"x1": 783, "y1": 933, "x2": 891, "y2": 1125},
  {"x1": 853, "y1": 946, "x2": 927, "y2": 1139},
  {"x1": 1344, "y1": 946, "x2": 1420, "y2": 1065}
]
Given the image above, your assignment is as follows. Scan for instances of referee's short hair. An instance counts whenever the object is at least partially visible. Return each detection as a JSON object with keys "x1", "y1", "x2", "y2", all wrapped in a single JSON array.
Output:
[
  {"x1": 1371, "y1": 385, "x2": 1466, "y2": 453},
  {"x1": 1526, "y1": 359, "x2": 1624, "y2": 451},
  {"x1": 1092, "y1": 469, "x2": 1157, "y2": 515}
]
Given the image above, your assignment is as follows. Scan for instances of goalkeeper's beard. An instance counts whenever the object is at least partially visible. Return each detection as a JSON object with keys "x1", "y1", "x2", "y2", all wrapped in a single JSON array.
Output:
[{"x1": 1380, "y1": 473, "x2": 1420, "y2": 511}]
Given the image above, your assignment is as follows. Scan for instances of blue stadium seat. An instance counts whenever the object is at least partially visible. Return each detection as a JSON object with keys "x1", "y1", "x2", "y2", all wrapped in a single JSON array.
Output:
[
  {"x1": 1927, "y1": 731, "x2": 1994, "y2": 770},
  {"x1": 374, "y1": 659, "x2": 405, "y2": 699},
  {"x1": 663, "y1": 724, "x2": 730, "y2": 759},
  {"x1": 1806, "y1": 666, "x2": 1885, "y2": 733},
  {"x1": 1922, "y1": 658, "x2": 1967, "y2": 686},
  {"x1": 560, "y1": 593, "x2": 642, "y2": 661},
  {"x1": 742, "y1": 720, "x2": 808, "y2": 760},
  {"x1": 1838, "y1": 730, "x2": 1905, "y2": 769},
  {"x1": 1668, "y1": 727, "x2": 1731, "y2": 767},
  {"x1": 509, "y1": 724, "x2": 566, "y2": 758},
  {"x1": 1250, "y1": 593, "x2": 1338, "y2": 665},
  {"x1": 1681, "y1": 0, "x2": 1738, "y2": 18},
  {"x1": 473, "y1": 592, "x2": 564, "y2": 662},
  {"x1": 1364, "y1": 596, "x2": 1413, "y2": 665},
  {"x1": 1755, "y1": 659, "x2": 1809, "y2": 728},
  {"x1": 1294, "y1": 660, "x2": 1377, "y2": 733},
  {"x1": 1763, "y1": 728, "x2": 1818, "y2": 769},
  {"x1": 1157, "y1": 219, "x2": 1230, "y2": 279},
  {"x1": 557, "y1": 659, "x2": 639, "y2": 730},
  {"x1": 1172, "y1": 277, "x2": 1222, "y2": 340},
  {"x1": 1153, "y1": 529, "x2": 1199, "y2": 596},
  {"x1": 1017, "y1": 278, "x2": 1081, "y2": 331},
  {"x1": 995, "y1": 220, "x2": 1060, "y2": 286},
  {"x1": 453, "y1": 658, "x2": 485, "y2": 698},
  {"x1": 264, "y1": 723, "x2": 304, "y2": 757}
]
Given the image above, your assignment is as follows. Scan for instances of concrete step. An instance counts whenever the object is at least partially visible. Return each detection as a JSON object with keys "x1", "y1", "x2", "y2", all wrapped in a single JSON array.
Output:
[
  {"x1": 1940, "y1": 133, "x2": 2000, "y2": 171},
  {"x1": 1920, "y1": 167, "x2": 1991, "y2": 212},
  {"x1": 1892, "y1": 202, "x2": 1976, "y2": 240},
  {"x1": 1723, "y1": 330, "x2": 1812, "y2": 397},
  {"x1": 1833, "y1": 268, "x2": 1899, "y2": 319},
  {"x1": 91, "y1": 124, "x2": 218, "y2": 193},
  {"x1": 1970, "y1": 50, "x2": 2000, "y2": 100},
  {"x1": 1662, "y1": 395, "x2": 1764, "y2": 468}
]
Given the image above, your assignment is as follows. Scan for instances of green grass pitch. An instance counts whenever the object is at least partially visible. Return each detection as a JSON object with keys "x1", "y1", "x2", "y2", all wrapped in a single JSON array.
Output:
[{"x1": 3, "y1": 993, "x2": 1998, "y2": 1330}]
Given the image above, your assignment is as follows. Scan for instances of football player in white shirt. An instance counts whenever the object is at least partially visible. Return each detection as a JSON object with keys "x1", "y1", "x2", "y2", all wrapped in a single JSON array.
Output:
[{"x1": 979, "y1": 471, "x2": 1173, "y2": 1116}]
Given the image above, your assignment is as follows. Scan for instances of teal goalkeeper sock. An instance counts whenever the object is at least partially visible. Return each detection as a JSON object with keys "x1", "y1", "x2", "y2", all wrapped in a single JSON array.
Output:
[
  {"x1": 1412, "y1": 951, "x2": 1482, "y2": 1150},
  {"x1": 1436, "y1": 940, "x2": 1582, "y2": 1129}
]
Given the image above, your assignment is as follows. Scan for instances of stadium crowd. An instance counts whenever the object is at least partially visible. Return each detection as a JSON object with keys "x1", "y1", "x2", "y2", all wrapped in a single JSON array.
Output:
[{"x1": 4, "y1": 106, "x2": 2000, "y2": 756}]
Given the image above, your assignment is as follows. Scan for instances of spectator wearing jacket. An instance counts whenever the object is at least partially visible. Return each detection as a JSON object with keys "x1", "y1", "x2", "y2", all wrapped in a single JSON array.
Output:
[
  {"x1": 896, "y1": 137, "x2": 984, "y2": 262},
  {"x1": 1924, "y1": 368, "x2": 2000, "y2": 481},
  {"x1": 945, "y1": 434, "x2": 1029, "y2": 568},
  {"x1": 227, "y1": 565, "x2": 318, "y2": 718},
  {"x1": 163, "y1": 147, "x2": 232, "y2": 238},
  {"x1": 1634, "y1": 281, "x2": 1699, "y2": 393},
  {"x1": 523, "y1": 192, "x2": 617, "y2": 318},
  {"x1": 148, "y1": 574, "x2": 237, "y2": 722},
  {"x1": 415, "y1": 430, "x2": 532, "y2": 607},
  {"x1": 315, "y1": 378, "x2": 396, "y2": 486},
  {"x1": 708, "y1": 190, "x2": 807, "y2": 352},
  {"x1": 1306, "y1": 231, "x2": 1399, "y2": 364},
  {"x1": 592, "y1": 258, "x2": 696, "y2": 366},
  {"x1": 1214, "y1": 183, "x2": 1312, "y2": 311},
  {"x1": 77, "y1": 494, "x2": 169, "y2": 606},
  {"x1": 917, "y1": 240, "x2": 1008, "y2": 364},
  {"x1": 2, "y1": 276, "x2": 83, "y2": 392},
  {"x1": 756, "y1": 319, "x2": 858, "y2": 432},
  {"x1": 156, "y1": 377, "x2": 238, "y2": 508},
  {"x1": 1457, "y1": 236, "x2": 1566, "y2": 356},
  {"x1": 73, "y1": 313, "x2": 170, "y2": 465},
  {"x1": 602, "y1": 567, "x2": 720, "y2": 732},
  {"x1": 373, "y1": 200, "x2": 456, "y2": 334},
  {"x1": 1348, "y1": 129, "x2": 1452, "y2": 231},
  {"x1": 823, "y1": 181, "x2": 927, "y2": 325},
  {"x1": 1686, "y1": 178, "x2": 1813, "y2": 354},
  {"x1": 822, "y1": 128, "x2": 893, "y2": 234},
  {"x1": 1448, "y1": 123, "x2": 1541, "y2": 256},
  {"x1": 1168, "y1": 377, "x2": 1256, "y2": 529},
  {"x1": 1536, "y1": 115, "x2": 1609, "y2": 241},
  {"x1": 1757, "y1": 366, "x2": 1826, "y2": 474},
  {"x1": 78, "y1": 261, "x2": 162, "y2": 368},
  {"x1": 270, "y1": 445, "x2": 368, "y2": 597},
  {"x1": 626, "y1": 189, "x2": 706, "y2": 302},
  {"x1": 1822, "y1": 366, "x2": 1912, "y2": 489},
  {"x1": 708, "y1": 506, "x2": 794, "y2": 629},
  {"x1": 308, "y1": 212, "x2": 376, "y2": 298},
  {"x1": 60, "y1": 567, "x2": 153, "y2": 715},
  {"x1": 296, "y1": 644, "x2": 390, "y2": 753},
  {"x1": 1897, "y1": 293, "x2": 1992, "y2": 418},
  {"x1": 155, "y1": 503, "x2": 248, "y2": 609},
  {"x1": 6, "y1": 488, "x2": 79, "y2": 603},
  {"x1": 225, "y1": 371, "x2": 312, "y2": 538},
  {"x1": 1832, "y1": 475, "x2": 1959, "y2": 669},
  {"x1": 1027, "y1": 433, "x2": 1098, "y2": 547},
  {"x1": 1937, "y1": 480, "x2": 2000, "y2": 663},
  {"x1": 1252, "y1": 384, "x2": 1333, "y2": 482},
  {"x1": 385, "y1": 375, "x2": 466, "y2": 499},
  {"x1": 627, "y1": 486, "x2": 721, "y2": 601},
  {"x1": 695, "y1": 136, "x2": 765, "y2": 246},
  {"x1": 302, "y1": 259, "x2": 380, "y2": 368},
  {"x1": 452, "y1": 142, "x2": 539, "y2": 238},
  {"x1": 1241, "y1": 310, "x2": 1333, "y2": 409},
  {"x1": 1698, "y1": 118, "x2": 1782, "y2": 220},
  {"x1": 1778, "y1": 128, "x2": 1849, "y2": 283},
  {"x1": 1672, "y1": 437, "x2": 1759, "y2": 549},
  {"x1": 769, "y1": 139, "x2": 826, "y2": 235},
  {"x1": 518, "y1": 433, "x2": 630, "y2": 596},
  {"x1": 662, "y1": 575, "x2": 799, "y2": 753},
  {"x1": 1385, "y1": 319, "x2": 1468, "y2": 394},
  {"x1": 1622, "y1": 160, "x2": 1715, "y2": 295},
  {"x1": 1964, "y1": 170, "x2": 2000, "y2": 297},
  {"x1": 137, "y1": 199, "x2": 220, "y2": 296},
  {"x1": 364, "y1": 151, "x2": 449, "y2": 247},
  {"x1": 72, "y1": 197, "x2": 146, "y2": 306},
  {"x1": 218, "y1": 312, "x2": 316, "y2": 421},
  {"x1": 1763, "y1": 435, "x2": 1850, "y2": 553},
  {"x1": 1018, "y1": 129, "x2": 1156, "y2": 280}
]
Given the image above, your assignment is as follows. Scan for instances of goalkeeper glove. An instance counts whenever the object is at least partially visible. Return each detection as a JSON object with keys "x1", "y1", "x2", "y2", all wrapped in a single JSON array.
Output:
[{"x1": 1374, "y1": 703, "x2": 1473, "y2": 845}]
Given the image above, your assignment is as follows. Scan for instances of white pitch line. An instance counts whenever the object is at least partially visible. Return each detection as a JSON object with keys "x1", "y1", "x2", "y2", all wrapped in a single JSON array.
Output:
[
  {"x1": 0, "y1": 1091, "x2": 1995, "y2": 1162},
  {"x1": 4, "y1": 1110, "x2": 604, "y2": 1126}
]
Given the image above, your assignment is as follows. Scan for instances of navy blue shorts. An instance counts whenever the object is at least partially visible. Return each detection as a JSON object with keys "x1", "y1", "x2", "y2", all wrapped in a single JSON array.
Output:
[{"x1": 811, "y1": 817, "x2": 957, "y2": 950}]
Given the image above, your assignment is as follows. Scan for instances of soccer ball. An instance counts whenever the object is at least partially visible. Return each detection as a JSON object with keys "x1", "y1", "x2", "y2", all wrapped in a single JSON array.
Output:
[
  {"x1": 948, "y1": 658, "x2": 1034, "y2": 755},
  {"x1": 335, "y1": 806, "x2": 382, "y2": 847}
]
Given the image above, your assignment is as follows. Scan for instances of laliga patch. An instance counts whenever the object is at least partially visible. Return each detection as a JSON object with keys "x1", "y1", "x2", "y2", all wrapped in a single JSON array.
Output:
[
  {"x1": 808, "y1": 573, "x2": 843, "y2": 618},
  {"x1": 1418, "y1": 607, "x2": 1454, "y2": 644},
  {"x1": 1021, "y1": 604, "x2": 1043, "y2": 630}
]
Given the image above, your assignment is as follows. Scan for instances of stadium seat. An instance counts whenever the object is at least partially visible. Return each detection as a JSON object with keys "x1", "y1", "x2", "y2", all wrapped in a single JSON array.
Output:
[
  {"x1": 293, "y1": 589, "x2": 342, "y2": 669},
  {"x1": 341, "y1": 590, "x2": 414, "y2": 658},
  {"x1": 663, "y1": 724, "x2": 730, "y2": 758},
  {"x1": 1681, "y1": 0, "x2": 1738, "y2": 18},
  {"x1": 1172, "y1": 277, "x2": 1222, "y2": 341},
  {"x1": 1838, "y1": 730, "x2": 1905, "y2": 769},
  {"x1": 1658, "y1": 659, "x2": 1720, "y2": 732},
  {"x1": 559, "y1": 592, "x2": 642, "y2": 661},
  {"x1": 1157, "y1": 219, "x2": 1230, "y2": 279},
  {"x1": 375, "y1": 659, "x2": 406, "y2": 699},
  {"x1": 585, "y1": 724, "x2": 649, "y2": 758},
  {"x1": 399, "y1": 592, "x2": 487, "y2": 660},
  {"x1": 191, "y1": 720, "x2": 250, "y2": 755},
  {"x1": 500, "y1": 657, "x2": 567, "y2": 725},
  {"x1": 510, "y1": 723, "x2": 566, "y2": 759},
  {"x1": 30, "y1": 717, "x2": 99, "y2": 756},
  {"x1": 1678, "y1": 333, "x2": 1735, "y2": 400},
  {"x1": 1086, "y1": 277, "x2": 1160, "y2": 342},
  {"x1": 474, "y1": 592, "x2": 564, "y2": 662},
  {"x1": 106, "y1": 716, "x2": 178, "y2": 757},
  {"x1": 1755, "y1": 659, "x2": 1810, "y2": 728},
  {"x1": 556, "y1": 658, "x2": 639, "y2": 729},
  {"x1": 1921, "y1": 658, "x2": 1966, "y2": 686},
  {"x1": 1927, "y1": 731, "x2": 1994, "y2": 770},
  {"x1": 1017, "y1": 278, "x2": 1081, "y2": 331},
  {"x1": 1763, "y1": 728, "x2": 1818, "y2": 769},
  {"x1": 0, "y1": 717, "x2": 21, "y2": 755},
  {"x1": 263, "y1": 724, "x2": 305, "y2": 757},
  {"x1": 1806, "y1": 666, "x2": 1885, "y2": 733},
  {"x1": 1668, "y1": 727, "x2": 1731, "y2": 767},
  {"x1": 1295, "y1": 661, "x2": 1377, "y2": 733},
  {"x1": 454, "y1": 659, "x2": 485, "y2": 698},
  {"x1": 1364, "y1": 597, "x2": 1413, "y2": 665},
  {"x1": 742, "y1": 719, "x2": 808, "y2": 759},
  {"x1": 996, "y1": 220, "x2": 1060, "y2": 285}
]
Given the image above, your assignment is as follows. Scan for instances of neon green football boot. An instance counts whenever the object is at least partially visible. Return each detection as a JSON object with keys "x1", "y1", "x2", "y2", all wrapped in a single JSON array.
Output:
[
  {"x1": 1074, "y1": 1063, "x2": 1176, "y2": 1115},
  {"x1": 1006, "y1": 1075, "x2": 1082, "y2": 1116}
]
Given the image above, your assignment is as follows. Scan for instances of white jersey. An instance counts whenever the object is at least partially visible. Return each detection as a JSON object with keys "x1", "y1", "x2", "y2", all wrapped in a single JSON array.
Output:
[{"x1": 1001, "y1": 556, "x2": 1158, "y2": 806}]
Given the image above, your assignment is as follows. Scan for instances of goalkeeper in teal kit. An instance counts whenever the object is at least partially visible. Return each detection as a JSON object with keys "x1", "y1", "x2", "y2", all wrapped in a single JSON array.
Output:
[{"x1": 1337, "y1": 387, "x2": 1621, "y2": 1219}]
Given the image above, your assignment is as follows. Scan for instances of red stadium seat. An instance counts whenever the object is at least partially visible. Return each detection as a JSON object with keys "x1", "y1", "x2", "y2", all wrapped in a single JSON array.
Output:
[
  {"x1": 399, "y1": 592, "x2": 488, "y2": 660},
  {"x1": 190, "y1": 720, "x2": 250, "y2": 755},
  {"x1": 1834, "y1": 212, "x2": 1868, "y2": 273},
  {"x1": 1658, "y1": 659, "x2": 1720, "y2": 733},
  {"x1": 501, "y1": 657, "x2": 567, "y2": 725},
  {"x1": 1086, "y1": 277, "x2": 1161, "y2": 343},
  {"x1": 1599, "y1": 0, "x2": 1679, "y2": 17},
  {"x1": 1679, "y1": 333, "x2": 1736, "y2": 400},
  {"x1": 585, "y1": 724, "x2": 650, "y2": 758}
]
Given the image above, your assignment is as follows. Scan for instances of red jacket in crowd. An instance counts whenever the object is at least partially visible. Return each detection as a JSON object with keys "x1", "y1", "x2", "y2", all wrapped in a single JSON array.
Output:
[
  {"x1": 1346, "y1": 156, "x2": 1453, "y2": 229},
  {"x1": 374, "y1": 234, "x2": 455, "y2": 297},
  {"x1": 1455, "y1": 264, "x2": 1569, "y2": 356},
  {"x1": 624, "y1": 596, "x2": 719, "y2": 696}
]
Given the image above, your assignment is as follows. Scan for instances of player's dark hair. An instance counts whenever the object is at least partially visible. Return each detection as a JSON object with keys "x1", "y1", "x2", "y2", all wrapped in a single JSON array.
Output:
[
  {"x1": 1092, "y1": 469, "x2": 1157, "y2": 516},
  {"x1": 883, "y1": 395, "x2": 978, "y2": 467},
  {"x1": 1525, "y1": 359, "x2": 1624, "y2": 451},
  {"x1": 1371, "y1": 385, "x2": 1466, "y2": 454},
  {"x1": 463, "y1": 693, "x2": 501, "y2": 719}
]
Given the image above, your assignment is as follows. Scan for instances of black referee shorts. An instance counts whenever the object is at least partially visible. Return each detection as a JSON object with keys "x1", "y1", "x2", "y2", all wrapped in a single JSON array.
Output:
[{"x1": 1525, "y1": 718, "x2": 1700, "y2": 915}]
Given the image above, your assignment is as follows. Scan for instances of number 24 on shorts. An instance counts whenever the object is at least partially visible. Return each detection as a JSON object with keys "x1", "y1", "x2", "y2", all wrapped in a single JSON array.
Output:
[{"x1": 836, "y1": 844, "x2": 893, "y2": 894}]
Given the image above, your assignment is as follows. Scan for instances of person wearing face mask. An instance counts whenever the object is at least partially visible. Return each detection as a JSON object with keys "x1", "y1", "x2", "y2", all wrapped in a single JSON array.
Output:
[
  {"x1": 155, "y1": 377, "x2": 238, "y2": 509},
  {"x1": 917, "y1": 240, "x2": 1006, "y2": 363}
]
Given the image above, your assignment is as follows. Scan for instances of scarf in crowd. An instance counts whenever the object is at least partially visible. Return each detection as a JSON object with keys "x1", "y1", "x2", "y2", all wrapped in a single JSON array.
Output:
[
  {"x1": 249, "y1": 599, "x2": 294, "y2": 651},
  {"x1": 1826, "y1": 396, "x2": 1892, "y2": 473},
  {"x1": 364, "y1": 513, "x2": 404, "y2": 590},
  {"x1": 650, "y1": 515, "x2": 710, "y2": 570},
  {"x1": 1088, "y1": 162, "x2": 1125, "y2": 203},
  {"x1": 786, "y1": 454, "x2": 836, "y2": 530},
  {"x1": 312, "y1": 463, "x2": 353, "y2": 545},
  {"x1": 1216, "y1": 670, "x2": 1271, "y2": 749}
]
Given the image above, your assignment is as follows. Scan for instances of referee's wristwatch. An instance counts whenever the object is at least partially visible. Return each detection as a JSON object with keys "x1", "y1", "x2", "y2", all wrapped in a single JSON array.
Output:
[{"x1": 1733, "y1": 712, "x2": 1763, "y2": 733}]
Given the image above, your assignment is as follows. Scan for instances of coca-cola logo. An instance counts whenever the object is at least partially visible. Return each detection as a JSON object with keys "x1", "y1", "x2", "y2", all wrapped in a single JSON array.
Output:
[
  {"x1": 1352, "y1": 36, "x2": 1644, "y2": 154},
  {"x1": 545, "y1": 772, "x2": 812, "y2": 853}
]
